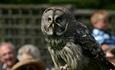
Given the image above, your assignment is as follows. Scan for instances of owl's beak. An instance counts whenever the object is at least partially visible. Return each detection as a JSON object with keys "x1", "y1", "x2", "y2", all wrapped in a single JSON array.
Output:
[
  {"x1": 52, "y1": 23, "x2": 55, "y2": 29},
  {"x1": 49, "y1": 23, "x2": 57, "y2": 35},
  {"x1": 47, "y1": 23, "x2": 54, "y2": 29},
  {"x1": 47, "y1": 22, "x2": 64, "y2": 36},
  {"x1": 46, "y1": 23, "x2": 55, "y2": 35},
  {"x1": 51, "y1": 23, "x2": 56, "y2": 33}
]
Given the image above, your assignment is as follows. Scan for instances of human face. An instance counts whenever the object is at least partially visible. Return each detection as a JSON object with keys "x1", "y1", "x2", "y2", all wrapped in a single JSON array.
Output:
[
  {"x1": 95, "y1": 18, "x2": 109, "y2": 30},
  {"x1": 0, "y1": 44, "x2": 16, "y2": 68}
]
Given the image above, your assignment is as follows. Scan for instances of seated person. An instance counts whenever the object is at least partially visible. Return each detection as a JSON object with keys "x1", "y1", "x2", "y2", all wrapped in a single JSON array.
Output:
[
  {"x1": 90, "y1": 10, "x2": 115, "y2": 51},
  {"x1": 17, "y1": 44, "x2": 41, "y2": 60},
  {"x1": 11, "y1": 44, "x2": 45, "y2": 70},
  {"x1": 0, "y1": 42, "x2": 18, "y2": 70}
]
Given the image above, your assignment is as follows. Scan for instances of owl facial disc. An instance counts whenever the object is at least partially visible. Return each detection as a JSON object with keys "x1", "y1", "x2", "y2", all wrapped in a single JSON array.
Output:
[{"x1": 41, "y1": 8, "x2": 69, "y2": 36}]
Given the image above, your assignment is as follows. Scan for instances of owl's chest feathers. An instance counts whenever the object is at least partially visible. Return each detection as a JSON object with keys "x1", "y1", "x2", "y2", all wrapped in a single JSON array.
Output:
[
  {"x1": 46, "y1": 35, "x2": 74, "y2": 50},
  {"x1": 46, "y1": 38, "x2": 66, "y2": 50},
  {"x1": 48, "y1": 42, "x2": 89, "y2": 70}
]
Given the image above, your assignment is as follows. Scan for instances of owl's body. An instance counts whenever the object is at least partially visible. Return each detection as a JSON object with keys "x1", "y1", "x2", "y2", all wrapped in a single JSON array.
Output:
[{"x1": 41, "y1": 7, "x2": 114, "y2": 70}]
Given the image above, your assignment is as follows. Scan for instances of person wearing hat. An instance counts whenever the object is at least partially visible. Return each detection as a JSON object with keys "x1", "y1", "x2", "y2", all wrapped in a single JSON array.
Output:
[
  {"x1": 11, "y1": 44, "x2": 45, "y2": 70},
  {"x1": 91, "y1": 10, "x2": 115, "y2": 51}
]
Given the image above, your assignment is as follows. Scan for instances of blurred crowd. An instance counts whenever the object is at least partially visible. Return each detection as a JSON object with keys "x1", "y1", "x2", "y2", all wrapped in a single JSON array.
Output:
[
  {"x1": 0, "y1": 9, "x2": 115, "y2": 70},
  {"x1": 0, "y1": 42, "x2": 46, "y2": 70}
]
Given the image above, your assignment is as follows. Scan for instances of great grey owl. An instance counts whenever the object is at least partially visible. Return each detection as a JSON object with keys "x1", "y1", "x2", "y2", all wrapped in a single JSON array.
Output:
[{"x1": 41, "y1": 6, "x2": 115, "y2": 70}]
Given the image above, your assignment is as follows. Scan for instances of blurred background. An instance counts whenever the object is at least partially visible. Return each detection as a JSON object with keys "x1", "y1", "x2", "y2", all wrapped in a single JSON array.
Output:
[{"x1": 0, "y1": 0, "x2": 115, "y2": 65}]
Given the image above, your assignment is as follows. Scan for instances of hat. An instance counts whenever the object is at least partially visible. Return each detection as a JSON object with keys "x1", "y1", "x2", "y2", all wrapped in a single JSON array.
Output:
[{"x1": 11, "y1": 53, "x2": 45, "y2": 70}]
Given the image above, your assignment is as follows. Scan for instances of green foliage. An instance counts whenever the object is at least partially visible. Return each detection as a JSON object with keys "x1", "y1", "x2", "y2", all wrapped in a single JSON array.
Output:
[
  {"x1": 49, "y1": 0, "x2": 115, "y2": 9},
  {"x1": 0, "y1": 0, "x2": 48, "y2": 4},
  {"x1": 49, "y1": 0, "x2": 100, "y2": 8},
  {"x1": 0, "y1": 0, "x2": 115, "y2": 9}
]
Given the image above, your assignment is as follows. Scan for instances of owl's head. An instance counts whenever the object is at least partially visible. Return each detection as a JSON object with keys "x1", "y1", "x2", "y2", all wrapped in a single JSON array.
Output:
[{"x1": 41, "y1": 7, "x2": 75, "y2": 36}]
